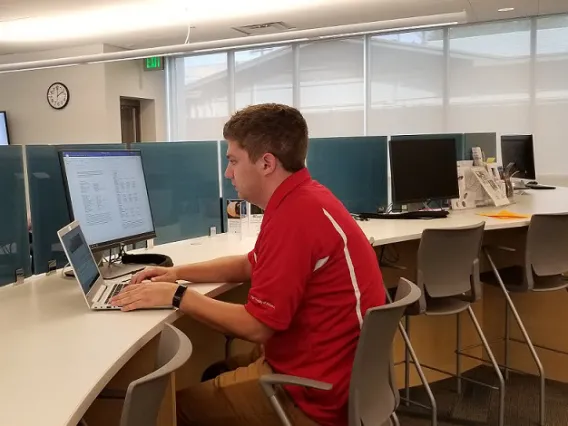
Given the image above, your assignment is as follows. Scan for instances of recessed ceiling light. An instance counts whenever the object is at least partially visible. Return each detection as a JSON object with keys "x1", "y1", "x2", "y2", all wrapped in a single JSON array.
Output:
[{"x1": 498, "y1": 7, "x2": 515, "y2": 12}]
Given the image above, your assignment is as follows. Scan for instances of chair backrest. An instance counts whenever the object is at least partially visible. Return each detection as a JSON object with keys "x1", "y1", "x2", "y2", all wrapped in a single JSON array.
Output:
[
  {"x1": 120, "y1": 324, "x2": 193, "y2": 426},
  {"x1": 526, "y1": 213, "x2": 568, "y2": 279},
  {"x1": 417, "y1": 222, "x2": 485, "y2": 300},
  {"x1": 348, "y1": 278, "x2": 421, "y2": 426}
]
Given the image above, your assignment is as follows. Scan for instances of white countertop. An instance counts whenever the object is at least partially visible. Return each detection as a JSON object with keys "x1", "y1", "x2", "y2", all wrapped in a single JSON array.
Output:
[{"x1": 1, "y1": 187, "x2": 567, "y2": 426}]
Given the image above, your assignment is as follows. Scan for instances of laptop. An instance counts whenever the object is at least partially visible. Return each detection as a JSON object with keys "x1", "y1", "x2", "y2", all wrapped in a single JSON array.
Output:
[{"x1": 58, "y1": 220, "x2": 154, "y2": 310}]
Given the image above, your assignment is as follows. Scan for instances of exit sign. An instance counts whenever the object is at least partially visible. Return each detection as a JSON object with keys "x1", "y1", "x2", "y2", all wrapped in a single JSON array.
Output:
[{"x1": 143, "y1": 57, "x2": 164, "y2": 71}]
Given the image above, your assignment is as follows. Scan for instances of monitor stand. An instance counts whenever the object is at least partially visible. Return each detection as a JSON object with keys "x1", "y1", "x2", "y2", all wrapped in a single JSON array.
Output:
[{"x1": 93, "y1": 248, "x2": 147, "y2": 280}]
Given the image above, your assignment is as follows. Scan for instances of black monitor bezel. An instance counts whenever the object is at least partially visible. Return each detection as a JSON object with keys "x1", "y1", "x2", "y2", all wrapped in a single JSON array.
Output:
[
  {"x1": 58, "y1": 148, "x2": 157, "y2": 251},
  {"x1": 389, "y1": 136, "x2": 460, "y2": 204},
  {"x1": 0, "y1": 111, "x2": 11, "y2": 146},
  {"x1": 500, "y1": 134, "x2": 536, "y2": 180}
]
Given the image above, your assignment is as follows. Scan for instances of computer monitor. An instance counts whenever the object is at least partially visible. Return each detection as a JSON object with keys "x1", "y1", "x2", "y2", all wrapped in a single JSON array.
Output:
[
  {"x1": 389, "y1": 137, "x2": 459, "y2": 205},
  {"x1": 500, "y1": 135, "x2": 536, "y2": 180},
  {"x1": 59, "y1": 150, "x2": 156, "y2": 251},
  {"x1": 0, "y1": 112, "x2": 10, "y2": 146}
]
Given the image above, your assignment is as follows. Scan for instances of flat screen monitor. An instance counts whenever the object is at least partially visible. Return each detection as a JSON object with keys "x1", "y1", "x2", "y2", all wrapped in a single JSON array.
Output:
[
  {"x1": 0, "y1": 111, "x2": 10, "y2": 145},
  {"x1": 59, "y1": 150, "x2": 156, "y2": 250},
  {"x1": 500, "y1": 135, "x2": 536, "y2": 180},
  {"x1": 390, "y1": 137, "x2": 459, "y2": 204}
]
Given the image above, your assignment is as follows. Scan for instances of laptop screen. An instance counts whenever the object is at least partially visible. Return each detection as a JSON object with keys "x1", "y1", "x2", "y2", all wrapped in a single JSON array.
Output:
[{"x1": 60, "y1": 225, "x2": 100, "y2": 294}]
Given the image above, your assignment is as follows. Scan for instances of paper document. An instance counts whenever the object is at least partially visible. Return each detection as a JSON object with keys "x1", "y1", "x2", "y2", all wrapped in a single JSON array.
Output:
[{"x1": 477, "y1": 210, "x2": 530, "y2": 219}]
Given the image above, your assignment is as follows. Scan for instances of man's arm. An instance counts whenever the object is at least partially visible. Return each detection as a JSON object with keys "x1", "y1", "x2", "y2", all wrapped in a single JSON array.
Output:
[
  {"x1": 179, "y1": 289, "x2": 274, "y2": 343},
  {"x1": 110, "y1": 283, "x2": 274, "y2": 344},
  {"x1": 174, "y1": 255, "x2": 251, "y2": 283}
]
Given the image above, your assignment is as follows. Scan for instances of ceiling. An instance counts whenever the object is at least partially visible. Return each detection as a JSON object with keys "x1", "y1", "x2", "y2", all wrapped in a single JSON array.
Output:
[{"x1": 0, "y1": 0, "x2": 567, "y2": 56}]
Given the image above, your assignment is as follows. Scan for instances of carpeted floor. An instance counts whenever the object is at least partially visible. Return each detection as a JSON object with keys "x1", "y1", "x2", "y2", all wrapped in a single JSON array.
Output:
[{"x1": 396, "y1": 366, "x2": 568, "y2": 426}]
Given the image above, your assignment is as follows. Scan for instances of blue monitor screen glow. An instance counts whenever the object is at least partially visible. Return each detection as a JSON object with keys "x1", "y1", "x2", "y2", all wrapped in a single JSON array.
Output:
[{"x1": 0, "y1": 112, "x2": 9, "y2": 146}]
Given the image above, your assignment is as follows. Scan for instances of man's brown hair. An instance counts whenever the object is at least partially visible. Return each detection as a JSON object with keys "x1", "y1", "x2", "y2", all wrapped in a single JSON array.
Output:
[{"x1": 223, "y1": 103, "x2": 308, "y2": 172}]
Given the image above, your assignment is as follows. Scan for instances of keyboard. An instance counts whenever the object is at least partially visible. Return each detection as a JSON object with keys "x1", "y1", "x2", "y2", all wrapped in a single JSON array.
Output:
[
  {"x1": 525, "y1": 183, "x2": 556, "y2": 190},
  {"x1": 358, "y1": 210, "x2": 449, "y2": 220},
  {"x1": 104, "y1": 280, "x2": 130, "y2": 304}
]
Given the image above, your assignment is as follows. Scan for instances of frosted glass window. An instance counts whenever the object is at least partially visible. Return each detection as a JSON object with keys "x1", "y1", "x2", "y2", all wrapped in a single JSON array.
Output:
[
  {"x1": 299, "y1": 38, "x2": 364, "y2": 137},
  {"x1": 174, "y1": 53, "x2": 229, "y2": 140},
  {"x1": 448, "y1": 21, "x2": 531, "y2": 135},
  {"x1": 235, "y1": 47, "x2": 293, "y2": 110},
  {"x1": 535, "y1": 15, "x2": 568, "y2": 176},
  {"x1": 369, "y1": 30, "x2": 445, "y2": 135}
]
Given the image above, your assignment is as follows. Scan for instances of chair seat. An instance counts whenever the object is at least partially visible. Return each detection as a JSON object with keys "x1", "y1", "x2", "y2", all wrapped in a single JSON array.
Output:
[
  {"x1": 424, "y1": 297, "x2": 470, "y2": 316},
  {"x1": 480, "y1": 266, "x2": 568, "y2": 293}
]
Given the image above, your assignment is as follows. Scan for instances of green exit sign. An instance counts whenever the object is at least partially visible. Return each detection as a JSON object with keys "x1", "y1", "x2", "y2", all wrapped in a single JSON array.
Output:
[{"x1": 143, "y1": 57, "x2": 164, "y2": 71}]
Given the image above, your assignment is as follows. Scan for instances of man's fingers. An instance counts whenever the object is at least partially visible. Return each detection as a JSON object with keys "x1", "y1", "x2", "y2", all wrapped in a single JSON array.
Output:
[
  {"x1": 111, "y1": 285, "x2": 144, "y2": 306},
  {"x1": 131, "y1": 268, "x2": 154, "y2": 284}
]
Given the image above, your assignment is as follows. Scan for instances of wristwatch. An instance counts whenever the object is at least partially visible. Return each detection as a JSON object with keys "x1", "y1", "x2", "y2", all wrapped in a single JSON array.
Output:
[{"x1": 172, "y1": 284, "x2": 188, "y2": 309}]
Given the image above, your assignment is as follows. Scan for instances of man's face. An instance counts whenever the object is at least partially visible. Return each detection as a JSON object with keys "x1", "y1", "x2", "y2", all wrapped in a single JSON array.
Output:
[{"x1": 224, "y1": 140, "x2": 263, "y2": 202}]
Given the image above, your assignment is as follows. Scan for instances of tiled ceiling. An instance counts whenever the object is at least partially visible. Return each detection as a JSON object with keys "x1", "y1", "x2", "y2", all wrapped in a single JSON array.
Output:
[{"x1": 0, "y1": 0, "x2": 566, "y2": 55}]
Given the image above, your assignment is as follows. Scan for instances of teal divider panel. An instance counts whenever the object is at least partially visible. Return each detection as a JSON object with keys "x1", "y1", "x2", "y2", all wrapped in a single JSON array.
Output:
[
  {"x1": 464, "y1": 133, "x2": 497, "y2": 160},
  {"x1": 220, "y1": 141, "x2": 238, "y2": 232},
  {"x1": 27, "y1": 144, "x2": 125, "y2": 274},
  {"x1": 390, "y1": 133, "x2": 465, "y2": 160},
  {"x1": 138, "y1": 142, "x2": 221, "y2": 245},
  {"x1": 0, "y1": 146, "x2": 31, "y2": 286},
  {"x1": 307, "y1": 136, "x2": 388, "y2": 213}
]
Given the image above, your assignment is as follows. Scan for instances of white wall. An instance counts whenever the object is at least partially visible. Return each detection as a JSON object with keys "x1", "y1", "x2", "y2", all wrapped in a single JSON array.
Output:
[
  {"x1": 0, "y1": 44, "x2": 167, "y2": 145},
  {"x1": 0, "y1": 45, "x2": 108, "y2": 145},
  {"x1": 103, "y1": 45, "x2": 167, "y2": 143}
]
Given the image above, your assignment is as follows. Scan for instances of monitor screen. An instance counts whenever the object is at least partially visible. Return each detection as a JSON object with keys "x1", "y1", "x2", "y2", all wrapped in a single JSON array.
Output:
[
  {"x1": 500, "y1": 135, "x2": 536, "y2": 180},
  {"x1": 59, "y1": 150, "x2": 155, "y2": 250},
  {"x1": 0, "y1": 112, "x2": 9, "y2": 146},
  {"x1": 390, "y1": 138, "x2": 459, "y2": 204},
  {"x1": 60, "y1": 224, "x2": 100, "y2": 294}
]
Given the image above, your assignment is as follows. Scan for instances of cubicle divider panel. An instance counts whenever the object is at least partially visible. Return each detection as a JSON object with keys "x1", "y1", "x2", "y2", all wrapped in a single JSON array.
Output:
[
  {"x1": 307, "y1": 136, "x2": 389, "y2": 213},
  {"x1": 26, "y1": 146, "x2": 70, "y2": 274},
  {"x1": 220, "y1": 140, "x2": 238, "y2": 233},
  {"x1": 0, "y1": 146, "x2": 31, "y2": 286},
  {"x1": 138, "y1": 142, "x2": 221, "y2": 245},
  {"x1": 464, "y1": 132, "x2": 497, "y2": 161}
]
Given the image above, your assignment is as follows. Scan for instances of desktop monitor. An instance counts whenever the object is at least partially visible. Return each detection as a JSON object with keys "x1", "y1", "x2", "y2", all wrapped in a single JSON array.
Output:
[
  {"x1": 0, "y1": 112, "x2": 10, "y2": 146},
  {"x1": 500, "y1": 135, "x2": 536, "y2": 180},
  {"x1": 389, "y1": 137, "x2": 459, "y2": 204},
  {"x1": 59, "y1": 150, "x2": 156, "y2": 251}
]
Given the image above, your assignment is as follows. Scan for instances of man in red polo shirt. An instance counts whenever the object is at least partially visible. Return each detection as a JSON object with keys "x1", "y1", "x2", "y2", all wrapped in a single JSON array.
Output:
[{"x1": 112, "y1": 103, "x2": 386, "y2": 426}]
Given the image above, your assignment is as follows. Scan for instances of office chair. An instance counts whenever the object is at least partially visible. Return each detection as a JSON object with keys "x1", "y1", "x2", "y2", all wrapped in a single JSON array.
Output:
[
  {"x1": 480, "y1": 213, "x2": 568, "y2": 426},
  {"x1": 80, "y1": 323, "x2": 192, "y2": 426},
  {"x1": 260, "y1": 277, "x2": 421, "y2": 426},
  {"x1": 404, "y1": 223, "x2": 505, "y2": 426}
]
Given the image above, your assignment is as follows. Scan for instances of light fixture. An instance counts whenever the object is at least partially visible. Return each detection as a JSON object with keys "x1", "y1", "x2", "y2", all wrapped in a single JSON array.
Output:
[{"x1": 497, "y1": 7, "x2": 515, "y2": 12}]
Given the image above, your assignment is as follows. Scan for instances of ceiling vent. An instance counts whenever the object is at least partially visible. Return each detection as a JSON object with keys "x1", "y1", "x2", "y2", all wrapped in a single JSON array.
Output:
[{"x1": 232, "y1": 21, "x2": 295, "y2": 36}]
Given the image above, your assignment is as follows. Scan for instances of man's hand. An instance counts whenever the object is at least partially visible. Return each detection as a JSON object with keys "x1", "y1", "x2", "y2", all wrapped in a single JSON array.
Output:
[
  {"x1": 131, "y1": 266, "x2": 178, "y2": 284},
  {"x1": 110, "y1": 282, "x2": 177, "y2": 311}
]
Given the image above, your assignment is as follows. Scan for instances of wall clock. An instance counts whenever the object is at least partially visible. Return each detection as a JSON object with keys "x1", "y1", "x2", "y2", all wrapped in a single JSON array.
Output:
[{"x1": 47, "y1": 82, "x2": 70, "y2": 110}]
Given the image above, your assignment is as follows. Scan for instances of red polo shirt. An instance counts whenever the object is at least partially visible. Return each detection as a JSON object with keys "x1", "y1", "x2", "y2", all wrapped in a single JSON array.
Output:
[{"x1": 245, "y1": 168, "x2": 385, "y2": 426}]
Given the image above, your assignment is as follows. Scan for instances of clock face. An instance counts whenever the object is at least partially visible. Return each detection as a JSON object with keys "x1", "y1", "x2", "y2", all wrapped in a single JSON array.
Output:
[{"x1": 47, "y1": 82, "x2": 70, "y2": 110}]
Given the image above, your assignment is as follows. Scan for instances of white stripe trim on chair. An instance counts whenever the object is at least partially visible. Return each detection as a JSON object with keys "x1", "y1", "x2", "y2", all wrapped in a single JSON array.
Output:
[{"x1": 322, "y1": 208, "x2": 363, "y2": 328}]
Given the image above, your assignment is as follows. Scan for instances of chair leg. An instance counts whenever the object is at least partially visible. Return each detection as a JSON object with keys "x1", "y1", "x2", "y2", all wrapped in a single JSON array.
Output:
[
  {"x1": 504, "y1": 299, "x2": 510, "y2": 381},
  {"x1": 466, "y1": 306, "x2": 505, "y2": 426},
  {"x1": 404, "y1": 316, "x2": 411, "y2": 406},
  {"x1": 456, "y1": 312, "x2": 462, "y2": 395},
  {"x1": 78, "y1": 420, "x2": 89, "y2": 426},
  {"x1": 391, "y1": 412, "x2": 401, "y2": 426},
  {"x1": 484, "y1": 249, "x2": 545, "y2": 426},
  {"x1": 398, "y1": 322, "x2": 438, "y2": 426},
  {"x1": 267, "y1": 394, "x2": 293, "y2": 426}
]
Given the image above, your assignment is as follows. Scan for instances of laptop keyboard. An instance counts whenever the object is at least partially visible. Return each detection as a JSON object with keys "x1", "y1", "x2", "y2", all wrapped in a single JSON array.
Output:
[{"x1": 104, "y1": 278, "x2": 130, "y2": 305}]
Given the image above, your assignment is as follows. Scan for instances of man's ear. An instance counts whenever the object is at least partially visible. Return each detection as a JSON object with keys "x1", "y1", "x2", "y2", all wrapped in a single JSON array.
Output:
[{"x1": 261, "y1": 153, "x2": 278, "y2": 174}]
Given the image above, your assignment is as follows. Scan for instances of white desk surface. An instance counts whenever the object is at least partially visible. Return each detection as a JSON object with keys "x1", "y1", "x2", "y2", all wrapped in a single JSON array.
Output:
[{"x1": 1, "y1": 187, "x2": 567, "y2": 426}]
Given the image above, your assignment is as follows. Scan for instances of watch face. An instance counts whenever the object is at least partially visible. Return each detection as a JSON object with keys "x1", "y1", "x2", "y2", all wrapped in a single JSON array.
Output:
[{"x1": 47, "y1": 82, "x2": 70, "y2": 110}]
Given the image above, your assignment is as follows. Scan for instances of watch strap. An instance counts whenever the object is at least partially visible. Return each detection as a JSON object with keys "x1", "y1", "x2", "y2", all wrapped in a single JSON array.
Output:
[{"x1": 172, "y1": 284, "x2": 188, "y2": 308}]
